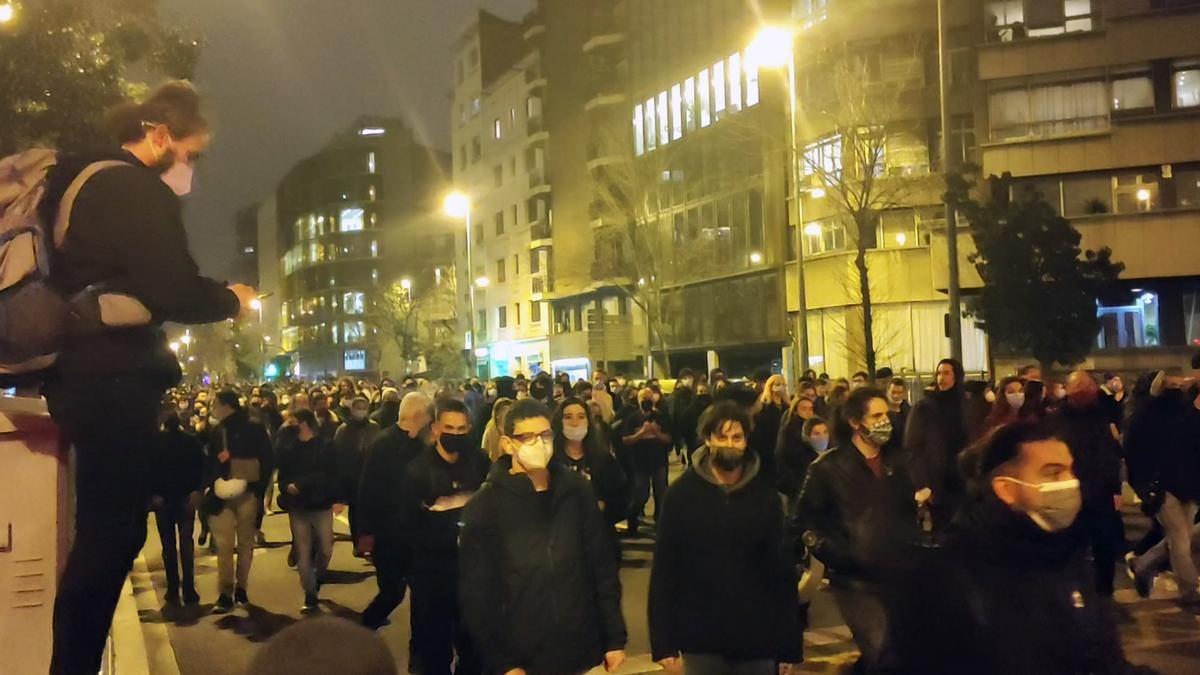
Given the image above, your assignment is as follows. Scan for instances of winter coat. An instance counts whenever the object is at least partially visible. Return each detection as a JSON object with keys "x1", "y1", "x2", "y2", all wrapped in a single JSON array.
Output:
[
  {"x1": 613, "y1": 408, "x2": 673, "y2": 472},
  {"x1": 904, "y1": 388, "x2": 969, "y2": 510},
  {"x1": 797, "y1": 442, "x2": 919, "y2": 582},
  {"x1": 370, "y1": 401, "x2": 400, "y2": 429},
  {"x1": 775, "y1": 413, "x2": 819, "y2": 505},
  {"x1": 751, "y1": 402, "x2": 786, "y2": 478},
  {"x1": 204, "y1": 409, "x2": 273, "y2": 497},
  {"x1": 402, "y1": 446, "x2": 489, "y2": 571},
  {"x1": 649, "y1": 447, "x2": 800, "y2": 663},
  {"x1": 891, "y1": 494, "x2": 1134, "y2": 674},
  {"x1": 40, "y1": 151, "x2": 239, "y2": 380},
  {"x1": 277, "y1": 436, "x2": 340, "y2": 512},
  {"x1": 357, "y1": 425, "x2": 427, "y2": 542},
  {"x1": 1048, "y1": 403, "x2": 1123, "y2": 511},
  {"x1": 459, "y1": 456, "x2": 626, "y2": 675},
  {"x1": 152, "y1": 427, "x2": 205, "y2": 502},
  {"x1": 333, "y1": 418, "x2": 381, "y2": 502},
  {"x1": 551, "y1": 447, "x2": 629, "y2": 526}
]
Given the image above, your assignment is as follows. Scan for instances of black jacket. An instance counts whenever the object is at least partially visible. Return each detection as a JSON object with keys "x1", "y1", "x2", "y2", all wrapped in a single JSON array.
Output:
[
  {"x1": 891, "y1": 494, "x2": 1134, "y2": 674},
  {"x1": 667, "y1": 386, "x2": 696, "y2": 444},
  {"x1": 357, "y1": 425, "x2": 426, "y2": 542},
  {"x1": 614, "y1": 408, "x2": 674, "y2": 472},
  {"x1": 41, "y1": 151, "x2": 239, "y2": 380},
  {"x1": 903, "y1": 388, "x2": 969, "y2": 508},
  {"x1": 402, "y1": 445, "x2": 489, "y2": 571},
  {"x1": 333, "y1": 418, "x2": 382, "y2": 502},
  {"x1": 750, "y1": 402, "x2": 786, "y2": 479},
  {"x1": 775, "y1": 418, "x2": 820, "y2": 508},
  {"x1": 370, "y1": 401, "x2": 400, "y2": 429},
  {"x1": 551, "y1": 447, "x2": 629, "y2": 526},
  {"x1": 1048, "y1": 403, "x2": 1123, "y2": 511},
  {"x1": 797, "y1": 442, "x2": 918, "y2": 581},
  {"x1": 460, "y1": 456, "x2": 626, "y2": 675},
  {"x1": 649, "y1": 447, "x2": 800, "y2": 663},
  {"x1": 204, "y1": 409, "x2": 273, "y2": 497},
  {"x1": 277, "y1": 436, "x2": 340, "y2": 512},
  {"x1": 152, "y1": 427, "x2": 205, "y2": 502}
]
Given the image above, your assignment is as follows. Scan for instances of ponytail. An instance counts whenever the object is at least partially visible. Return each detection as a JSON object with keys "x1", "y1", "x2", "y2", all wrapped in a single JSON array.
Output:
[{"x1": 104, "y1": 80, "x2": 209, "y2": 144}]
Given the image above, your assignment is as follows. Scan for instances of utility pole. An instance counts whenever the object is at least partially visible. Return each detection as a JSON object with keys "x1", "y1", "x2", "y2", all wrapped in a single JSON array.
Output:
[{"x1": 938, "y1": 0, "x2": 964, "y2": 363}]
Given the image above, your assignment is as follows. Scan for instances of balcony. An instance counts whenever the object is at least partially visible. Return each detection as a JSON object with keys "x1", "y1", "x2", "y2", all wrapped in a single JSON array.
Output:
[
  {"x1": 550, "y1": 311, "x2": 644, "y2": 363},
  {"x1": 586, "y1": 142, "x2": 623, "y2": 172},
  {"x1": 584, "y1": 91, "x2": 626, "y2": 112},
  {"x1": 530, "y1": 271, "x2": 555, "y2": 299},
  {"x1": 582, "y1": 31, "x2": 625, "y2": 53},
  {"x1": 526, "y1": 114, "x2": 549, "y2": 144},
  {"x1": 530, "y1": 220, "x2": 553, "y2": 250},
  {"x1": 528, "y1": 168, "x2": 551, "y2": 195},
  {"x1": 525, "y1": 64, "x2": 547, "y2": 92},
  {"x1": 523, "y1": 10, "x2": 544, "y2": 41}
]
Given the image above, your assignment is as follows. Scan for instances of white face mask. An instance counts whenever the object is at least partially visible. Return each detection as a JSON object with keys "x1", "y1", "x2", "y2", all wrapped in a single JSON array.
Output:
[
  {"x1": 998, "y1": 477, "x2": 1082, "y2": 532},
  {"x1": 161, "y1": 160, "x2": 194, "y2": 196},
  {"x1": 1006, "y1": 392, "x2": 1026, "y2": 409},
  {"x1": 516, "y1": 437, "x2": 553, "y2": 470},
  {"x1": 563, "y1": 424, "x2": 588, "y2": 442}
]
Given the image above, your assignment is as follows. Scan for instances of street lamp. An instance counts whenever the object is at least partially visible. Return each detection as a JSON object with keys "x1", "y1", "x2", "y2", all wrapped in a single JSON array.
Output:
[
  {"x1": 169, "y1": 341, "x2": 181, "y2": 353},
  {"x1": 443, "y1": 190, "x2": 478, "y2": 376},
  {"x1": 0, "y1": 4, "x2": 15, "y2": 25},
  {"x1": 751, "y1": 25, "x2": 810, "y2": 373}
]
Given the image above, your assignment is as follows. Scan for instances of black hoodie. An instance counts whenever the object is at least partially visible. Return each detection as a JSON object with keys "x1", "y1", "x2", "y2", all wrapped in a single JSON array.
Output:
[
  {"x1": 459, "y1": 456, "x2": 626, "y2": 675},
  {"x1": 40, "y1": 151, "x2": 239, "y2": 380}
]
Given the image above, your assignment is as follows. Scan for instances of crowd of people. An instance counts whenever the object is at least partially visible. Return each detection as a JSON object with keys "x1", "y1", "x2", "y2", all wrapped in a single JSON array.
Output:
[{"x1": 131, "y1": 356, "x2": 1197, "y2": 674}]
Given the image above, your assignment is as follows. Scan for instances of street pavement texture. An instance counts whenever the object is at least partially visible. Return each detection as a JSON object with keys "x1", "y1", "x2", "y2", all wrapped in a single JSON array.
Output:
[{"x1": 126, "y1": 460, "x2": 1200, "y2": 675}]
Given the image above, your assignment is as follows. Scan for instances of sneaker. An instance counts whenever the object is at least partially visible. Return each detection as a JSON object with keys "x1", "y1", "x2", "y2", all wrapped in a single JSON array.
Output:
[
  {"x1": 212, "y1": 594, "x2": 234, "y2": 614},
  {"x1": 234, "y1": 588, "x2": 249, "y2": 606},
  {"x1": 163, "y1": 589, "x2": 181, "y2": 606},
  {"x1": 197, "y1": 531, "x2": 209, "y2": 547},
  {"x1": 182, "y1": 589, "x2": 201, "y2": 605},
  {"x1": 255, "y1": 531, "x2": 267, "y2": 547},
  {"x1": 1126, "y1": 552, "x2": 1154, "y2": 599},
  {"x1": 287, "y1": 549, "x2": 297, "y2": 568},
  {"x1": 301, "y1": 593, "x2": 320, "y2": 614}
]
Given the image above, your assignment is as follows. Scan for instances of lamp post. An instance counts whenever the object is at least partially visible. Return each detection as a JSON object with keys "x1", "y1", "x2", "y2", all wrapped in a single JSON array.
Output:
[
  {"x1": 443, "y1": 191, "x2": 477, "y2": 376},
  {"x1": 0, "y1": 3, "x2": 16, "y2": 25},
  {"x1": 938, "y1": 0, "x2": 964, "y2": 363},
  {"x1": 749, "y1": 26, "x2": 810, "y2": 374}
]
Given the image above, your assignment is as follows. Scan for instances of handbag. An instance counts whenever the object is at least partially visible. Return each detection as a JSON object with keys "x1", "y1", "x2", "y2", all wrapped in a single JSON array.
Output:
[{"x1": 199, "y1": 490, "x2": 224, "y2": 518}]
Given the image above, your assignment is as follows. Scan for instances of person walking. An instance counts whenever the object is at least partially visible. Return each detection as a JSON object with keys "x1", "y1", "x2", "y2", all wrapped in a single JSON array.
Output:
[
  {"x1": 460, "y1": 399, "x2": 628, "y2": 675},
  {"x1": 277, "y1": 409, "x2": 340, "y2": 612},
  {"x1": 36, "y1": 81, "x2": 257, "y2": 674},
  {"x1": 776, "y1": 416, "x2": 829, "y2": 512},
  {"x1": 358, "y1": 392, "x2": 433, "y2": 632},
  {"x1": 150, "y1": 407, "x2": 206, "y2": 606},
  {"x1": 750, "y1": 374, "x2": 789, "y2": 479},
  {"x1": 403, "y1": 399, "x2": 489, "y2": 675},
  {"x1": 904, "y1": 358, "x2": 970, "y2": 529},
  {"x1": 649, "y1": 402, "x2": 801, "y2": 675},
  {"x1": 205, "y1": 390, "x2": 272, "y2": 613},
  {"x1": 333, "y1": 395, "x2": 381, "y2": 551},
  {"x1": 616, "y1": 387, "x2": 674, "y2": 537},
  {"x1": 552, "y1": 397, "x2": 630, "y2": 529}
]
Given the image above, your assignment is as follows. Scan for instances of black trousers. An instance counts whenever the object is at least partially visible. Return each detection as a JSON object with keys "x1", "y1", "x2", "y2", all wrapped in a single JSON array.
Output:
[
  {"x1": 155, "y1": 498, "x2": 197, "y2": 594},
  {"x1": 1080, "y1": 504, "x2": 1126, "y2": 597},
  {"x1": 45, "y1": 374, "x2": 164, "y2": 675},
  {"x1": 362, "y1": 540, "x2": 411, "y2": 629},
  {"x1": 411, "y1": 564, "x2": 480, "y2": 675}
]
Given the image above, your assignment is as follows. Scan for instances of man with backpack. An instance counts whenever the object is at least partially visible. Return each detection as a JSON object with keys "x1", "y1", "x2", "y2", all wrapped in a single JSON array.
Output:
[{"x1": 0, "y1": 81, "x2": 256, "y2": 674}]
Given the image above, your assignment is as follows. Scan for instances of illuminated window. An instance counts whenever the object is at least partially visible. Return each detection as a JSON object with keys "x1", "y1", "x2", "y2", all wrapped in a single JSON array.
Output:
[
  {"x1": 343, "y1": 321, "x2": 366, "y2": 343},
  {"x1": 657, "y1": 91, "x2": 669, "y2": 146},
  {"x1": 1175, "y1": 60, "x2": 1200, "y2": 108},
  {"x1": 804, "y1": 135, "x2": 843, "y2": 179},
  {"x1": 633, "y1": 105, "x2": 645, "y2": 155},
  {"x1": 683, "y1": 77, "x2": 697, "y2": 132},
  {"x1": 745, "y1": 55, "x2": 760, "y2": 106},
  {"x1": 494, "y1": 118, "x2": 502, "y2": 139},
  {"x1": 698, "y1": 69, "x2": 712, "y2": 127},
  {"x1": 359, "y1": 127, "x2": 385, "y2": 137},
  {"x1": 340, "y1": 207, "x2": 365, "y2": 232},
  {"x1": 670, "y1": 84, "x2": 683, "y2": 141},
  {"x1": 367, "y1": 152, "x2": 376, "y2": 174},
  {"x1": 344, "y1": 349, "x2": 367, "y2": 371},
  {"x1": 243, "y1": 246, "x2": 255, "y2": 254},
  {"x1": 1112, "y1": 74, "x2": 1153, "y2": 112},
  {"x1": 645, "y1": 98, "x2": 658, "y2": 150},
  {"x1": 342, "y1": 291, "x2": 365, "y2": 315},
  {"x1": 712, "y1": 61, "x2": 726, "y2": 115},
  {"x1": 370, "y1": 240, "x2": 378, "y2": 257},
  {"x1": 728, "y1": 53, "x2": 742, "y2": 112},
  {"x1": 498, "y1": 306, "x2": 508, "y2": 328}
]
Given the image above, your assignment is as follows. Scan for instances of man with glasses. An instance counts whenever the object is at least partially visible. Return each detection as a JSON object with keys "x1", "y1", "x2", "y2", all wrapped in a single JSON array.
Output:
[{"x1": 460, "y1": 399, "x2": 627, "y2": 675}]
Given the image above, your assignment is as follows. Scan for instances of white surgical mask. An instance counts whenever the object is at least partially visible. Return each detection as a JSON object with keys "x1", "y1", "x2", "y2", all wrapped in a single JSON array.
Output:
[
  {"x1": 998, "y1": 477, "x2": 1082, "y2": 532},
  {"x1": 516, "y1": 438, "x2": 553, "y2": 470},
  {"x1": 563, "y1": 424, "x2": 588, "y2": 442},
  {"x1": 1006, "y1": 392, "x2": 1026, "y2": 409},
  {"x1": 161, "y1": 160, "x2": 194, "y2": 196},
  {"x1": 809, "y1": 437, "x2": 830, "y2": 453}
]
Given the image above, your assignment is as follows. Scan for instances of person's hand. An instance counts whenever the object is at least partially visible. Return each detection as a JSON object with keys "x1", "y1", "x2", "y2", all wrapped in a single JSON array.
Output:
[
  {"x1": 1115, "y1": 494, "x2": 1124, "y2": 511},
  {"x1": 333, "y1": 503, "x2": 346, "y2": 516},
  {"x1": 218, "y1": 449, "x2": 231, "y2": 463},
  {"x1": 604, "y1": 650, "x2": 626, "y2": 672},
  {"x1": 658, "y1": 656, "x2": 682, "y2": 674},
  {"x1": 228, "y1": 284, "x2": 259, "y2": 319},
  {"x1": 357, "y1": 534, "x2": 375, "y2": 556},
  {"x1": 187, "y1": 491, "x2": 203, "y2": 511},
  {"x1": 287, "y1": 484, "x2": 300, "y2": 496}
]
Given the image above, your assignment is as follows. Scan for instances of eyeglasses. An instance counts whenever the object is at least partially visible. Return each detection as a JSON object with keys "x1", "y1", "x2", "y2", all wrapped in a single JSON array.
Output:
[{"x1": 509, "y1": 430, "x2": 555, "y2": 445}]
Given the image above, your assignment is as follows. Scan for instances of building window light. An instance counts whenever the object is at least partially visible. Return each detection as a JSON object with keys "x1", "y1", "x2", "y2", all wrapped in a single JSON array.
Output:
[
  {"x1": 339, "y1": 207, "x2": 365, "y2": 232},
  {"x1": 712, "y1": 61, "x2": 726, "y2": 115},
  {"x1": 367, "y1": 151, "x2": 377, "y2": 174},
  {"x1": 698, "y1": 69, "x2": 712, "y2": 127},
  {"x1": 727, "y1": 52, "x2": 742, "y2": 112},
  {"x1": 359, "y1": 127, "x2": 386, "y2": 137}
]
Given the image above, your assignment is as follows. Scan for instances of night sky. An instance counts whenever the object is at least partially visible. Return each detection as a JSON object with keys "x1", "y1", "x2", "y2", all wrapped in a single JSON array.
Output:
[{"x1": 159, "y1": 0, "x2": 531, "y2": 281}]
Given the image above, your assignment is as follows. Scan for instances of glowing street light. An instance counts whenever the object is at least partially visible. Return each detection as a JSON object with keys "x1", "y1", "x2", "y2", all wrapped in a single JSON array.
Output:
[
  {"x1": 249, "y1": 298, "x2": 262, "y2": 311},
  {"x1": 442, "y1": 191, "x2": 471, "y2": 219},
  {"x1": 443, "y1": 190, "x2": 479, "y2": 375},
  {"x1": 1136, "y1": 188, "x2": 1152, "y2": 203},
  {"x1": 0, "y1": 4, "x2": 15, "y2": 25},
  {"x1": 749, "y1": 251, "x2": 764, "y2": 264},
  {"x1": 747, "y1": 26, "x2": 793, "y2": 69},
  {"x1": 475, "y1": 276, "x2": 490, "y2": 288},
  {"x1": 400, "y1": 278, "x2": 412, "y2": 291}
]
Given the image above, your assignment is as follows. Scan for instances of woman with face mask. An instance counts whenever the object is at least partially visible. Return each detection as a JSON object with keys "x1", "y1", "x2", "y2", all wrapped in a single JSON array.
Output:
[
  {"x1": 552, "y1": 398, "x2": 629, "y2": 531},
  {"x1": 775, "y1": 414, "x2": 829, "y2": 513},
  {"x1": 750, "y1": 375, "x2": 790, "y2": 479},
  {"x1": 982, "y1": 376, "x2": 1028, "y2": 433}
]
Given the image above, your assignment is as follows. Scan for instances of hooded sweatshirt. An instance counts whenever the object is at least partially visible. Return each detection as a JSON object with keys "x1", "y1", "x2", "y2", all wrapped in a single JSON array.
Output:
[{"x1": 648, "y1": 447, "x2": 801, "y2": 663}]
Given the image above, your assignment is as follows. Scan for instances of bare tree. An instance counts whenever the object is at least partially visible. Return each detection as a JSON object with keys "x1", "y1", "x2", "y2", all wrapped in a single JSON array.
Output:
[
  {"x1": 797, "y1": 44, "x2": 941, "y2": 375},
  {"x1": 368, "y1": 271, "x2": 464, "y2": 379}
]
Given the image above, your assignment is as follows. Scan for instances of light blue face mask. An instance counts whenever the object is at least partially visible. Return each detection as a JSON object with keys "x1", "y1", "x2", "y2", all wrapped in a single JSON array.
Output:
[{"x1": 810, "y1": 436, "x2": 830, "y2": 453}]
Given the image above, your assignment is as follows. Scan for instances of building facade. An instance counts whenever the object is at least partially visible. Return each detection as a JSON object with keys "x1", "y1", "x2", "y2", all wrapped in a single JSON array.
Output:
[
  {"x1": 233, "y1": 204, "x2": 259, "y2": 287},
  {"x1": 272, "y1": 117, "x2": 451, "y2": 380}
]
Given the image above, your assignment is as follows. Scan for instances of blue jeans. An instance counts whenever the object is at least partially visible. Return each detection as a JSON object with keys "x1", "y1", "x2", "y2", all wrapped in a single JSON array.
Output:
[
  {"x1": 288, "y1": 508, "x2": 333, "y2": 596},
  {"x1": 628, "y1": 464, "x2": 668, "y2": 530}
]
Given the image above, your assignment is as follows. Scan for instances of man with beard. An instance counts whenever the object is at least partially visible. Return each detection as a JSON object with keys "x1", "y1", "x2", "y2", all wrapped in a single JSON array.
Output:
[
  {"x1": 904, "y1": 358, "x2": 970, "y2": 530},
  {"x1": 1048, "y1": 370, "x2": 1125, "y2": 599},
  {"x1": 650, "y1": 402, "x2": 800, "y2": 674}
]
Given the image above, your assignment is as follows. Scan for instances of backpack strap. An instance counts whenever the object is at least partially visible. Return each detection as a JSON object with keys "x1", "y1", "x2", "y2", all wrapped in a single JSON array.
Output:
[{"x1": 53, "y1": 160, "x2": 129, "y2": 249}]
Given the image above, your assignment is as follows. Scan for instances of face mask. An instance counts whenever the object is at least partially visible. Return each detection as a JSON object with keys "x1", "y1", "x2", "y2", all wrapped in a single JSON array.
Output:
[
  {"x1": 810, "y1": 437, "x2": 830, "y2": 453},
  {"x1": 863, "y1": 419, "x2": 893, "y2": 446},
  {"x1": 439, "y1": 432, "x2": 471, "y2": 455},
  {"x1": 160, "y1": 157, "x2": 194, "y2": 196},
  {"x1": 516, "y1": 437, "x2": 553, "y2": 470},
  {"x1": 563, "y1": 424, "x2": 588, "y2": 442},
  {"x1": 999, "y1": 477, "x2": 1082, "y2": 532},
  {"x1": 1006, "y1": 392, "x2": 1026, "y2": 409},
  {"x1": 711, "y1": 445, "x2": 744, "y2": 471},
  {"x1": 352, "y1": 410, "x2": 369, "y2": 421},
  {"x1": 640, "y1": 400, "x2": 654, "y2": 412}
]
